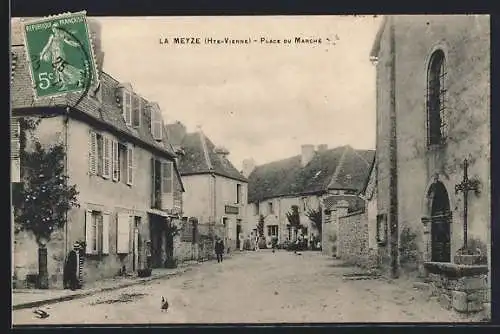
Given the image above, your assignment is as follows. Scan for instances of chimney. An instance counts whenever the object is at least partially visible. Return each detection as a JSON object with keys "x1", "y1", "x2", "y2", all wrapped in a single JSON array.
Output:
[
  {"x1": 317, "y1": 144, "x2": 328, "y2": 152},
  {"x1": 86, "y1": 19, "x2": 105, "y2": 73},
  {"x1": 167, "y1": 121, "x2": 187, "y2": 145},
  {"x1": 214, "y1": 146, "x2": 230, "y2": 159},
  {"x1": 301, "y1": 144, "x2": 315, "y2": 167},
  {"x1": 242, "y1": 158, "x2": 256, "y2": 178}
]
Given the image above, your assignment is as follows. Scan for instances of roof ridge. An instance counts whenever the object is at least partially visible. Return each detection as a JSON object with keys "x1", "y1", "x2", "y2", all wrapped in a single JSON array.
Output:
[
  {"x1": 351, "y1": 148, "x2": 371, "y2": 167},
  {"x1": 327, "y1": 146, "x2": 350, "y2": 189},
  {"x1": 198, "y1": 131, "x2": 213, "y2": 171}
]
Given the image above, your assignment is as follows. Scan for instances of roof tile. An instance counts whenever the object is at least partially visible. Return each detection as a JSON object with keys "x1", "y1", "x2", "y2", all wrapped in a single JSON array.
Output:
[{"x1": 248, "y1": 146, "x2": 375, "y2": 203}]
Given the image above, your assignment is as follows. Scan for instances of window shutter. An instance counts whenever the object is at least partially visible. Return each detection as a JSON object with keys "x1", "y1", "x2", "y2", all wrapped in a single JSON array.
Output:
[
  {"x1": 161, "y1": 161, "x2": 173, "y2": 193},
  {"x1": 132, "y1": 96, "x2": 141, "y2": 127},
  {"x1": 123, "y1": 90, "x2": 132, "y2": 126},
  {"x1": 102, "y1": 137, "x2": 111, "y2": 179},
  {"x1": 117, "y1": 213, "x2": 130, "y2": 253},
  {"x1": 102, "y1": 212, "x2": 110, "y2": 254},
  {"x1": 151, "y1": 157, "x2": 156, "y2": 206},
  {"x1": 112, "y1": 140, "x2": 119, "y2": 181},
  {"x1": 127, "y1": 145, "x2": 134, "y2": 185},
  {"x1": 151, "y1": 109, "x2": 163, "y2": 141},
  {"x1": 89, "y1": 132, "x2": 97, "y2": 175},
  {"x1": 11, "y1": 118, "x2": 20, "y2": 182},
  {"x1": 85, "y1": 210, "x2": 93, "y2": 254}
]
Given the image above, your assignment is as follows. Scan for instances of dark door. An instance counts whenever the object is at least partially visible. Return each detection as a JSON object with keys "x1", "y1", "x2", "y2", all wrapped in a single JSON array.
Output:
[
  {"x1": 431, "y1": 218, "x2": 451, "y2": 262},
  {"x1": 236, "y1": 224, "x2": 242, "y2": 248},
  {"x1": 150, "y1": 215, "x2": 162, "y2": 268}
]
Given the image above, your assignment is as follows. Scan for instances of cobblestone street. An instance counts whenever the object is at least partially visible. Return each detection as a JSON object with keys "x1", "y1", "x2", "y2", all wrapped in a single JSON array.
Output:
[{"x1": 13, "y1": 250, "x2": 476, "y2": 324}]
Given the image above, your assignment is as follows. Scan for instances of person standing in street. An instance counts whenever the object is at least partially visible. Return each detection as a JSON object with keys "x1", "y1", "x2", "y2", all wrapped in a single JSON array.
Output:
[
  {"x1": 215, "y1": 237, "x2": 224, "y2": 263},
  {"x1": 63, "y1": 242, "x2": 81, "y2": 290},
  {"x1": 239, "y1": 232, "x2": 245, "y2": 251},
  {"x1": 145, "y1": 240, "x2": 152, "y2": 269}
]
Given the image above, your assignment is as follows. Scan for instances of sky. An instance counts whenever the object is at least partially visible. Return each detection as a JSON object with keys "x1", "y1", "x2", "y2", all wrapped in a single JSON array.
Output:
[{"x1": 94, "y1": 16, "x2": 381, "y2": 171}]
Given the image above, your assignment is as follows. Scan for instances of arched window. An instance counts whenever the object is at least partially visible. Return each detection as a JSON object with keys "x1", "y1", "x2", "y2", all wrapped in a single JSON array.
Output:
[{"x1": 426, "y1": 50, "x2": 448, "y2": 146}]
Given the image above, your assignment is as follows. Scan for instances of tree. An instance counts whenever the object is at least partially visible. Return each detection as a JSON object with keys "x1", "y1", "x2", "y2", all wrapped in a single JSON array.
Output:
[
  {"x1": 164, "y1": 217, "x2": 182, "y2": 268},
  {"x1": 286, "y1": 205, "x2": 303, "y2": 241},
  {"x1": 12, "y1": 118, "x2": 79, "y2": 289},
  {"x1": 256, "y1": 214, "x2": 265, "y2": 238},
  {"x1": 305, "y1": 206, "x2": 322, "y2": 239}
]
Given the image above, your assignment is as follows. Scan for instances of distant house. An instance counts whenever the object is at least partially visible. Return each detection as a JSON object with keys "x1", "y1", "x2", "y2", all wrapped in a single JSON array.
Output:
[
  {"x1": 245, "y1": 144, "x2": 375, "y2": 250},
  {"x1": 10, "y1": 20, "x2": 185, "y2": 288},
  {"x1": 166, "y1": 122, "x2": 249, "y2": 252}
]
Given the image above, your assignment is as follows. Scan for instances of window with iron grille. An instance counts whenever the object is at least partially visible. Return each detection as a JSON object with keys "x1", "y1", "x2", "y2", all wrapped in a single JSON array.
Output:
[{"x1": 426, "y1": 50, "x2": 448, "y2": 146}]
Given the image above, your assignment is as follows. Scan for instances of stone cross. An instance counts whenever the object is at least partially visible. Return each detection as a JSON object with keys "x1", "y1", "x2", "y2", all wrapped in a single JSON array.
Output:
[{"x1": 454, "y1": 159, "x2": 480, "y2": 250}]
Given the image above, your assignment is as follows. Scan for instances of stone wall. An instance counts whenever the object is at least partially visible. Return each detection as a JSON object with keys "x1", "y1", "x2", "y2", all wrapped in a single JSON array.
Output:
[
  {"x1": 338, "y1": 210, "x2": 378, "y2": 269},
  {"x1": 426, "y1": 271, "x2": 488, "y2": 314},
  {"x1": 173, "y1": 237, "x2": 196, "y2": 262}
]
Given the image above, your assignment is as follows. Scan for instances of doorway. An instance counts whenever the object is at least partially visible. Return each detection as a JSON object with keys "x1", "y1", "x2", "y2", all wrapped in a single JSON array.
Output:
[
  {"x1": 236, "y1": 222, "x2": 242, "y2": 249},
  {"x1": 132, "y1": 216, "x2": 141, "y2": 271},
  {"x1": 149, "y1": 214, "x2": 164, "y2": 268},
  {"x1": 428, "y1": 181, "x2": 451, "y2": 262}
]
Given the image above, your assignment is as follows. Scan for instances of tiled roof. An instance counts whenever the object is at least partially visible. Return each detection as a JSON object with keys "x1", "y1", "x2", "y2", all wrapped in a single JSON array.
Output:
[
  {"x1": 323, "y1": 195, "x2": 366, "y2": 212},
  {"x1": 11, "y1": 45, "x2": 177, "y2": 158},
  {"x1": 247, "y1": 145, "x2": 375, "y2": 203},
  {"x1": 166, "y1": 124, "x2": 247, "y2": 183}
]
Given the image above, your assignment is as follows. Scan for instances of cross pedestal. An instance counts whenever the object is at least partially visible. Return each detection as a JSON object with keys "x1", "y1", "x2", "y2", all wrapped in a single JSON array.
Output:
[{"x1": 454, "y1": 159, "x2": 480, "y2": 251}]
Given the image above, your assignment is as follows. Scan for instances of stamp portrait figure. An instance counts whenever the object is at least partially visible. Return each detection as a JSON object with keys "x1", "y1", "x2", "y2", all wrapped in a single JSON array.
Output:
[{"x1": 39, "y1": 22, "x2": 85, "y2": 91}]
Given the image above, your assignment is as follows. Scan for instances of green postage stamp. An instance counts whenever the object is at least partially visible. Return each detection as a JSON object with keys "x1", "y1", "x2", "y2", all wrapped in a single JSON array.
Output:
[{"x1": 22, "y1": 11, "x2": 99, "y2": 99}]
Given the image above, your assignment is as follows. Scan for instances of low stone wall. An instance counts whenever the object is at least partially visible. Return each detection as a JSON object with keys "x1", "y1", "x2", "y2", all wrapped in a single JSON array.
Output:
[
  {"x1": 173, "y1": 238, "x2": 196, "y2": 262},
  {"x1": 424, "y1": 262, "x2": 489, "y2": 314},
  {"x1": 338, "y1": 210, "x2": 377, "y2": 269}
]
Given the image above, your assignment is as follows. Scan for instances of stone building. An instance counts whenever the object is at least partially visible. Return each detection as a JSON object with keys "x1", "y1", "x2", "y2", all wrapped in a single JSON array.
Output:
[
  {"x1": 11, "y1": 20, "x2": 185, "y2": 288},
  {"x1": 166, "y1": 122, "x2": 249, "y2": 253},
  {"x1": 246, "y1": 144, "x2": 374, "y2": 250},
  {"x1": 370, "y1": 15, "x2": 490, "y2": 313}
]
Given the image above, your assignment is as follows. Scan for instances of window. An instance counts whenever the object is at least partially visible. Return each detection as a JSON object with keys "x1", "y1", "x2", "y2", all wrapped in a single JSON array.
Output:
[
  {"x1": 302, "y1": 197, "x2": 307, "y2": 212},
  {"x1": 236, "y1": 184, "x2": 241, "y2": 204},
  {"x1": 126, "y1": 144, "x2": 134, "y2": 185},
  {"x1": 268, "y1": 201, "x2": 274, "y2": 214},
  {"x1": 427, "y1": 50, "x2": 447, "y2": 146},
  {"x1": 132, "y1": 95, "x2": 142, "y2": 128},
  {"x1": 254, "y1": 203, "x2": 259, "y2": 215},
  {"x1": 151, "y1": 105, "x2": 163, "y2": 141},
  {"x1": 151, "y1": 158, "x2": 162, "y2": 208},
  {"x1": 376, "y1": 213, "x2": 388, "y2": 245},
  {"x1": 85, "y1": 210, "x2": 110, "y2": 255},
  {"x1": 267, "y1": 225, "x2": 278, "y2": 237},
  {"x1": 122, "y1": 89, "x2": 132, "y2": 126},
  {"x1": 111, "y1": 140, "x2": 120, "y2": 181},
  {"x1": 161, "y1": 161, "x2": 173, "y2": 193}
]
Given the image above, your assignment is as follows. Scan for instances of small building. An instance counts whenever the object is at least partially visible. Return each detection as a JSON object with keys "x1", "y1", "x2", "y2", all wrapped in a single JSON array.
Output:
[
  {"x1": 11, "y1": 20, "x2": 185, "y2": 288},
  {"x1": 246, "y1": 144, "x2": 375, "y2": 250},
  {"x1": 166, "y1": 122, "x2": 249, "y2": 253}
]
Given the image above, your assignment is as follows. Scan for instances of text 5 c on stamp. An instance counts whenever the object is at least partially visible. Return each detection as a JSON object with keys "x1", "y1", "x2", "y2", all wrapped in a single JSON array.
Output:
[{"x1": 22, "y1": 11, "x2": 99, "y2": 99}]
